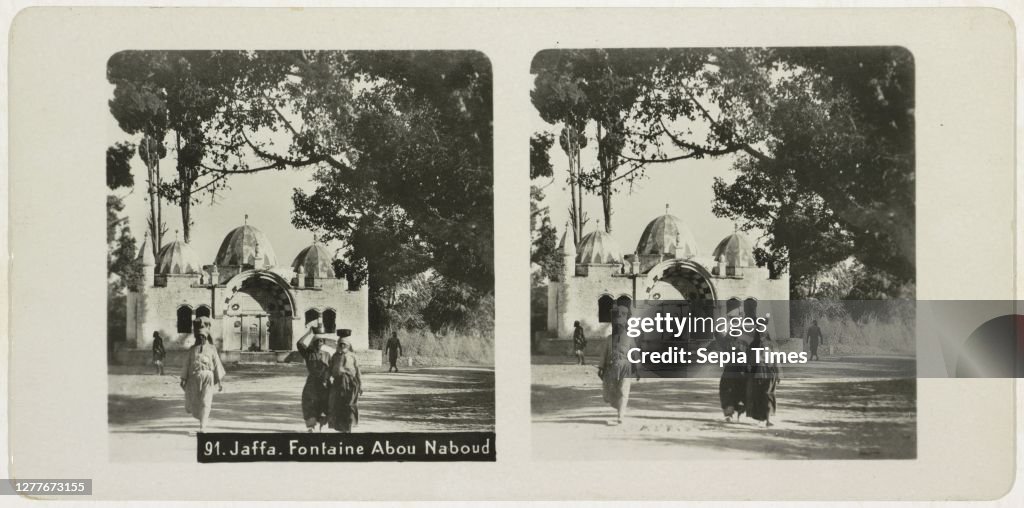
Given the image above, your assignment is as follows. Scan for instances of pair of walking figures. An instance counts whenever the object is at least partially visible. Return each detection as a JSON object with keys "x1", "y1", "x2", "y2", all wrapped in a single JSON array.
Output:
[{"x1": 298, "y1": 325, "x2": 364, "y2": 433}]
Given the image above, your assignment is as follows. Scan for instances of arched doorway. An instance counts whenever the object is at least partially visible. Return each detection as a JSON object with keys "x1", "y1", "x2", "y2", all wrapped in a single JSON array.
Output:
[
  {"x1": 641, "y1": 259, "x2": 718, "y2": 344},
  {"x1": 223, "y1": 270, "x2": 296, "y2": 351}
]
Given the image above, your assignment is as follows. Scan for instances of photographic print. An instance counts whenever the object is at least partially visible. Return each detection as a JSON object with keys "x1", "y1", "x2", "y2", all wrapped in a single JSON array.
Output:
[
  {"x1": 105, "y1": 50, "x2": 495, "y2": 461},
  {"x1": 529, "y1": 47, "x2": 916, "y2": 460}
]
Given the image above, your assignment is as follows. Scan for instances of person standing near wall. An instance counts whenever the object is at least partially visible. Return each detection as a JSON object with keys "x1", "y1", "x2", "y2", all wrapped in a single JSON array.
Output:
[
  {"x1": 151, "y1": 331, "x2": 166, "y2": 375},
  {"x1": 572, "y1": 321, "x2": 587, "y2": 366}
]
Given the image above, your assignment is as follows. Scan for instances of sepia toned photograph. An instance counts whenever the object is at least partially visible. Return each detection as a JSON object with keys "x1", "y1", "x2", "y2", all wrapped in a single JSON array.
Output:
[
  {"x1": 104, "y1": 50, "x2": 495, "y2": 461},
  {"x1": 529, "y1": 47, "x2": 917, "y2": 460}
]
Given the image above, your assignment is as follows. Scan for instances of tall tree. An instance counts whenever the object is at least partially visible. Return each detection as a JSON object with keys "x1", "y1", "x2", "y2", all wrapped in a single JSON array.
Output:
[
  {"x1": 646, "y1": 47, "x2": 915, "y2": 296},
  {"x1": 183, "y1": 51, "x2": 495, "y2": 329},
  {"x1": 107, "y1": 54, "x2": 169, "y2": 258},
  {"x1": 530, "y1": 132, "x2": 563, "y2": 285},
  {"x1": 108, "y1": 51, "x2": 248, "y2": 244},
  {"x1": 531, "y1": 49, "x2": 706, "y2": 234},
  {"x1": 106, "y1": 151, "x2": 142, "y2": 348}
]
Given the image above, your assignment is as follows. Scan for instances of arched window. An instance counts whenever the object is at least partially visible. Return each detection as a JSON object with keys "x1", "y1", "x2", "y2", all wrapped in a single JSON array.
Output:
[
  {"x1": 322, "y1": 309, "x2": 337, "y2": 333},
  {"x1": 615, "y1": 295, "x2": 632, "y2": 311},
  {"x1": 176, "y1": 305, "x2": 194, "y2": 333},
  {"x1": 305, "y1": 309, "x2": 321, "y2": 327},
  {"x1": 744, "y1": 298, "x2": 758, "y2": 318},
  {"x1": 726, "y1": 298, "x2": 741, "y2": 315},
  {"x1": 195, "y1": 305, "x2": 211, "y2": 319},
  {"x1": 598, "y1": 295, "x2": 614, "y2": 323}
]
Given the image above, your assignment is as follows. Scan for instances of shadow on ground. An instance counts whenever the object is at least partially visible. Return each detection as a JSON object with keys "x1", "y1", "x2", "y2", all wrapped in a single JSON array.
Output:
[
  {"x1": 531, "y1": 356, "x2": 916, "y2": 460},
  {"x1": 109, "y1": 365, "x2": 495, "y2": 437}
]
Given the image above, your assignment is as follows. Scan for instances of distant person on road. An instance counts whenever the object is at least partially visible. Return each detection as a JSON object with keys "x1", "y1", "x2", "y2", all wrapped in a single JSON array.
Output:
[
  {"x1": 179, "y1": 317, "x2": 225, "y2": 434},
  {"x1": 807, "y1": 320, "x2": 825, "y2": 361},
  {"x1": 599, "y1": 305, "x2": 638, "y2": 426},
  {"x1": 151, "y1": 331, "x2": 166, "y2": 375},
  {"x1": 384, "y1": 331, "x2": 403, "y2": 373},
  {"x1": 328, "y1": 329, "x2": 362, "y2": 433},
  {"x1": 572, "y1": 321, "x2": 587, "y2": 365},
  {"x1": 297, "y1": 324, "x2": 332, "y2": 432}
]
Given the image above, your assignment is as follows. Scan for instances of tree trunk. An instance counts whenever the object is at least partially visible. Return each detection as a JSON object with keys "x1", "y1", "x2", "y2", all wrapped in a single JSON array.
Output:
[
  {"x1": 596, "y1": 123, "x2": 616, "y2": 234},
  {"x1": 144, "y1": 138, "x2": 161, "y2": 260}
]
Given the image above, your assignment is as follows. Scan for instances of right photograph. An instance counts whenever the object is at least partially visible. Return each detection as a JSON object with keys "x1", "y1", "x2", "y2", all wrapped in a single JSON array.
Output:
[{"x1": 529, "y1": 47, "x2": 916, "y2": 460}]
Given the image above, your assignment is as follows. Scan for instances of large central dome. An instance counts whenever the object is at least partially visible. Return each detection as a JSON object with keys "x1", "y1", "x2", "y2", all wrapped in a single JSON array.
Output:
[
  {"x1": 215, "y1": 224, "x2": 278, "y2": 267},
  {"x1": 636, "y1": 212, "x2": 699, "y2": 259}
]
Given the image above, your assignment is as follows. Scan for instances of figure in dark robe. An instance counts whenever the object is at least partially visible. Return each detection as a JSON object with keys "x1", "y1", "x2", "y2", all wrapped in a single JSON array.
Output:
[
  {"x1": 572, "y1": 321, "x2": 587, "y2": 365},
  {"x1": 806, "y1": 320, "x2": 824, "y2": 361},
  {"x1": 599, "y1": 305, "x2": 637, "y2": 426},
  {"x1": 179, "y1": 317, "x2": 226, "y2": 434},
  {"x1": 718, "y1": 335, "x2": 749, "y2": 422},
  {"x1": 384, "y1": 332, "x2": 403, "y2": 373},
  {"x1": 746, "y1": 324, "x2": 780, "y2": 427},
  {"x1": 297, "y1": 325, "x2": 332, "y2": 432},
  {"x1": 328, "y1": 330, "x2": 362, "y2": 432}
]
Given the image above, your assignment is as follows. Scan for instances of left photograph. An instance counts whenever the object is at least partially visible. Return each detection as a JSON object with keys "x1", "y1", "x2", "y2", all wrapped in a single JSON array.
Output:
[{"x1": 105, "y1": 50, "x2": 494, "y2": 461}]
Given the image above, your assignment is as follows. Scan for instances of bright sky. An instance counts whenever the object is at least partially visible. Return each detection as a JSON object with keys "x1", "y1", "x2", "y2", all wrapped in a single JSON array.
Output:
[
  {"x1": 534, "y1": 115, "x2": 753, "y2": 258},
  {"x1": 107, "y1": 84, "x2": 345, "y2": 266}
]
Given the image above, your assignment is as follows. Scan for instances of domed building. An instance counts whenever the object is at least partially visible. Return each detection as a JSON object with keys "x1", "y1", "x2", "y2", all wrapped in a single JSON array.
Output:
[
  {"x1": 125, "y1": 223, "x2": 370, "y2": 358},
  {"x1": 545, "y1": 205, "x2": 789, "y2": 342}
]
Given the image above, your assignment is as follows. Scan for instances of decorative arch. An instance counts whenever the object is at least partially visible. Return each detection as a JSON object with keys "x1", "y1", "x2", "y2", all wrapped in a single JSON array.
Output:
[
  {"x1": 195, "y1": 304, "x2": 212, "y2": 319},
  {"x1": 222, "y1": 269, "x2": 297, "y2": 318},
  {"x1": 176, "y1": 305, "x2": 194, "y2": 333},
  {"x1": 642, "y1": 259, "x2": 717, "y2": 302}
]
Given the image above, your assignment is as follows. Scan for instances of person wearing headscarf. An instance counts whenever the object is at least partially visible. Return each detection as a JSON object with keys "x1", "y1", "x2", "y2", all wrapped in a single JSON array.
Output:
[
  {"x1": 384, "y1": 331, "x2": 403, "y2": 373},
  {"x1": 572, "y1": 321, "x2": 587, "y2": 365},
  {"x1": 718, "y1": 332, "x2": 750, "y2": 423},
  {"x1": 598, "y1": 305, "x2": 638, "y2": 426},
  {"x1": 746, "y1": 315, "x2": 780, "y2": 427},
  {"x1": 179, "y1": 316, "x2": 226, "y2": 434},
  {"x1": 297, "y1": 324, "x2": 332, "y2": 432},
  {"x1": 328, "y1": 329, "x2": 362, "y2": 432},
  {"x1": 151, "y1": 331, "x2": 166, "y2": 375}
]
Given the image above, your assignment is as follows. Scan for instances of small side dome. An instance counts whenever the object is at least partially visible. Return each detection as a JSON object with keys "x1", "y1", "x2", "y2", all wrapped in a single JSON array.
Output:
[
  {"x1": 576, "y1": 229, "x2": 622, "y2": 265},
  {"x1": 215, "y1": 224, "x2": 278, "y2": 267},
  {"x1": 292, "y1": 242, "x2": 335, "y2": 279},
  {"x1": 636, "y1": 211, "x2": 699, "y2": 259},
  {"x1": 155, "y1": 240, "x2": 203, "y2": 275},
  {"x1": 713, "y1": 232, "x2": 756, "y2": 269}
]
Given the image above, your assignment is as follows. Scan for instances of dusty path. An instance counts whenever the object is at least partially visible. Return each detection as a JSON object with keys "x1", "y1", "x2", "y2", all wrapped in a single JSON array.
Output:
[
  {"x1": 109, "y1": 363, "x2": 494, "y2": 462},
  {"x1": 532, "y1": 355, "x2": 916, "y2": 460}
]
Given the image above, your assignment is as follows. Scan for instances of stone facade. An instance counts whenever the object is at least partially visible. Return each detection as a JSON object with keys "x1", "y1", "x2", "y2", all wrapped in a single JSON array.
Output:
[
  {"x1": 126, "y1": 225, "x2": 370, "y2": 353},
  {"x1": 545, "y1": 211, "x2": 790, "y2": 341}
]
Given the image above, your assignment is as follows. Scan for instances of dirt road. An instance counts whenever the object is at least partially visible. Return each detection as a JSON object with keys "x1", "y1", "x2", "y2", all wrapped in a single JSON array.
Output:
[
  {"x1": 109, "y1": 363, "x2": 494, "y2": 462},
  {"x1": 532, "y1": 355, "x2": 916, "y2": 460}
]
